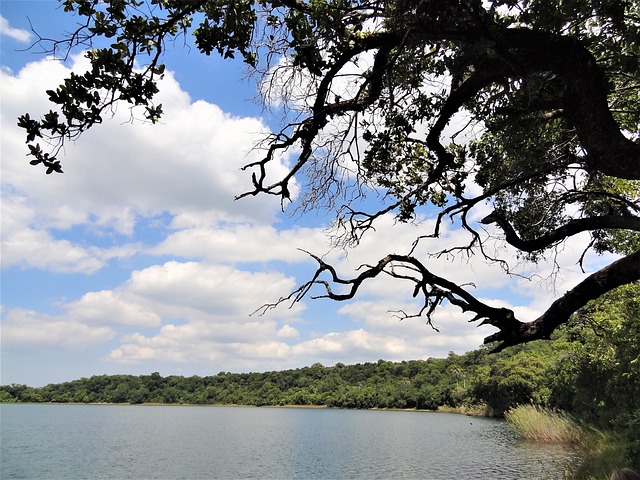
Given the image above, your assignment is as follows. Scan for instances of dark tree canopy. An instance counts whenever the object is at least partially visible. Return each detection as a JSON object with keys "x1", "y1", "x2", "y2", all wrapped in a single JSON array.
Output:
[{"x1": 19, "y1": 0, "x2": 640, "y2": 351}]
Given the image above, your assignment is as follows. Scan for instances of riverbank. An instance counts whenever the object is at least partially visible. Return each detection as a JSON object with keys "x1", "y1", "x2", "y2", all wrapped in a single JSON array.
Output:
[
  {"x1": 3, "y1": 400, "x2": 497, "y2": 417},
  {"x1": 436, "y1": 404, "x2": 494, "y2": 417},
  {"x1": 505, "y1": 405, "x2": 637, "y2": 480}
]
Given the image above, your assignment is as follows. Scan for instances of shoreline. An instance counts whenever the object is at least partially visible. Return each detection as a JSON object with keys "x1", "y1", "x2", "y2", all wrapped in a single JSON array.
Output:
[{"x1": 1, "y1": 401, "x2": 494, "y2": 416}]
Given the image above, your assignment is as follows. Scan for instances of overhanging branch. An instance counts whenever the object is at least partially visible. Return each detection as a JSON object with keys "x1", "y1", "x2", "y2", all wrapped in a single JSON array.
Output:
[
  {"x1": 486, "y1": 250, "x2": 640, "y2": 350},
  {"x1": 256, "y1": 249, "x2": 640, "y2": 352},
  {"x1": 481, "y1": 213, "x2": 640, "y2": 252}
]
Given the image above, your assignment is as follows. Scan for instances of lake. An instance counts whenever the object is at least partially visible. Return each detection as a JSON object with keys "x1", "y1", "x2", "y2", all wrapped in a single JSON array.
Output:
[{"x1": 1, "y1": 404, "x2": 576, "y2": 479}]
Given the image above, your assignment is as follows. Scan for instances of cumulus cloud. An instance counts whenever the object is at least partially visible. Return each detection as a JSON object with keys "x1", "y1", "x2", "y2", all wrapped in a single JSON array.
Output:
[
  {"x1": 336, "y1": 300, "x2": 489, "y2": 354},
  {"x1": 1, "y1": 308, "x2": 116, "y2": 351},
  {"x1": 0, "y1": 193, "x2": 138, "y2": 273},
  {"x1": 1, "y1": 53, "x2": 289, "y2": 263},
  {"x1": 8, "y1": 68, "x2": 278, "y2": 221},
  {"x1": 151, "y1": 224, "x2": 330, "y2": 263},
  {"x1": 125, "y1": 261, "x2": 300, "y2": 316},
  {"x1": 1, "y1": 260, "x2": 303, "y2": 358},
  {"x1": 107, "y1": 324, "x2": 422, "y2": 371},
  {"x1": 64, "y1": 290, "x2": 162, "y2": 328},
  {"x1": 95, "y1": 261, "x2": 309, "y2": 366},
  {"x1": 277, "y1": 324, "x2": 300, "y2": 339},
  {"x1": 97, "y1": 259, "x2": 492, "y2": 371},
  {"x1": 0, "y1": 15, "x2": 32, "y2": 43}
]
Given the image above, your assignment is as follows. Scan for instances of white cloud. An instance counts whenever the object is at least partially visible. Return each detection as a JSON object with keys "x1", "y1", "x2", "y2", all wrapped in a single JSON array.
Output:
[
  {"x1": 1, "y1": 260, "x2": 304, "y2": 361},
  {"x1": 125, "y1": 261, "x2": 299, "y2": 317},
  {"x1": 106, "y1": 320, "x2": 294, "y2": 365},
  {"x1": 0, "y1": 193, "x2": 138, "y2": 273},
  {"x1": 277, "y1": 324, "x2": 300, "y2": 338},
  {"x1": 336, "y1": 300, "x2": 490, "y2": 354},
  {"x1": 1, "y1": 308, "x2": 116, "y2": 351},
  {"x1": 1, "y1": 223, "x2": 104, "y2": 274},
  {"x1": 64, "y1": 290, "x2": 162, "y2": 328},
  {"x1": 0, "y1": 52, "x2": 288, "y2": 249},
  {"x1": 0, "y1": 16, "x2": 32, "y2": 43},
  {"x1": 99, "y1": 259, "x2": 494, "y2": 370},
  {"x1": 151, "y1": 223, "x2": 330, "y2": 263}
]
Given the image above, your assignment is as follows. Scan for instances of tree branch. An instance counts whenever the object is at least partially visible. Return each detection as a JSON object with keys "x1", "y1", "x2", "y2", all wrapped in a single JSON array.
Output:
[
  {"x1": 495, "y1": 28, "x2": 640, "y2": 180},
  {"x1": 486, "y1": 250, "x2": 640, "y2": 350},
  {"x1": 257, "y1": 249, "x2": 640, "y2": 352},
  {"x1": 480, "y1": 213, "x2": 640, "y2": 252}
]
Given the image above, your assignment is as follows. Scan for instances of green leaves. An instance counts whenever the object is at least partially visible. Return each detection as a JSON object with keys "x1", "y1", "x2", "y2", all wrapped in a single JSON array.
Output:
[
  {"x1": 194, "y1": 0, "x2": 257, "y2": 65},
  {"x1": 19, "y1": 0, "x2": 181, "y2": 172},
  {"x1": 17, "y1": 113, "x2": 41, "y2": 143},
  {"x1": 25, "y1": 143, "x2": 63, "y2": 174},
  {"x1": 145, "y1": 104, "x2": 163, "y2": 123}
]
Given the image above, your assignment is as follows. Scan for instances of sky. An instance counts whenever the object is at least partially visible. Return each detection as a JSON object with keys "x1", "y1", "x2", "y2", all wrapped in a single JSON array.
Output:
[{"x1": 0, "y1": 1, "x2": 610, "y2": 387}]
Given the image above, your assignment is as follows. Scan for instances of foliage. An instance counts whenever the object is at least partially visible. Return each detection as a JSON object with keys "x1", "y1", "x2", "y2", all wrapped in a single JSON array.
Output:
[
  {"x1": 472, "y1": 343, "x2": 562, "y2": 415},
  {"x1": 0, "y1": 358, "x2": 476, "y2": 410},
  {"x1": 548, "y1": 282, "x2": 640, "y2": 468},
  {"x1": 18, "y1": 0, "x2": 640, "y2": 351}
]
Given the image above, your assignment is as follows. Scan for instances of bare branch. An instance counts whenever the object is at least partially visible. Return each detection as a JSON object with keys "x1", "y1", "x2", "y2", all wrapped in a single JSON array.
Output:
[
  {"x1": 257, "y1": 249, "x2": 640, "y2": 352},
  {"x1": 481, "y1": 213, "x2": 640, "y2": 252},
  {"x1": 486, "y1": 250, "x2": 640, "y2": 350}
]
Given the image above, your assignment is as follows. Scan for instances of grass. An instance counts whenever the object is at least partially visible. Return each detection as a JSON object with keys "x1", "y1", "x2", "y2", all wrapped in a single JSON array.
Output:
[
  {"x1": 506, "y1": 405, "x2": 636, "y2": 480},
  {"x1": 506, "y1": 404, "x2": 584, "y2": 445}
]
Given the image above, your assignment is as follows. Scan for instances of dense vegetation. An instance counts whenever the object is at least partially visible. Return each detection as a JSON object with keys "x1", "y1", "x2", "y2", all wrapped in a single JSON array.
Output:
[
  {"x1": 0, "y1": 353, "x2": 499, "y2": 409},
  {"x1": 3, "y1": 283, "x2": 638, "y2": 469}
]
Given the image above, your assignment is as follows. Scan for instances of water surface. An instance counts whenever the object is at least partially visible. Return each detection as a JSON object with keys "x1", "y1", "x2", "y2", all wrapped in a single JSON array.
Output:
[{"x1": 1, "y1": 404, "x2": 575, "y2": 479}]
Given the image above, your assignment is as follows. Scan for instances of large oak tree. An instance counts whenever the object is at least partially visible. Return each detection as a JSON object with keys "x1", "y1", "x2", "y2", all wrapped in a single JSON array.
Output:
[{"x1": 19, "y1": 0, "x2": 640, "y2": 351}]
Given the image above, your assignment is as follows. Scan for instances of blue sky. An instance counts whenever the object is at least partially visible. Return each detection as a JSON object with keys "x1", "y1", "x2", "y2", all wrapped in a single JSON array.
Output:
[{"x1": 0, "y1": 1, "x2": 606, "y2": 387}]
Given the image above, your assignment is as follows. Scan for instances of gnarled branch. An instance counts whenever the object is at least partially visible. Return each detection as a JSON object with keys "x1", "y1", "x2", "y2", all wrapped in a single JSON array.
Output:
[
  {"x1": 481, "y1": 213, "x2": 640, "y2": 253},
  {"x1": 256, "y1": 249, "x2": 640, "y2": 352}
]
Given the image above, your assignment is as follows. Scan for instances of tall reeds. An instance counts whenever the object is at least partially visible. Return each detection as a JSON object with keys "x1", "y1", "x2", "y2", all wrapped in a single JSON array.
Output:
[{"x1": 505, "y1": 404, "x2": 583, "y2": 445}]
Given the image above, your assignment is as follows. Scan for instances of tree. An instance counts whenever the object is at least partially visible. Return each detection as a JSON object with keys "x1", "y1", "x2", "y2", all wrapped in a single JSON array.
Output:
[
  {"x1": 20, "y1": 0, "x2": 639, "y2": 351},
  {"x1": 473, "y1": 346, "x2": 555, "y2": 415}
]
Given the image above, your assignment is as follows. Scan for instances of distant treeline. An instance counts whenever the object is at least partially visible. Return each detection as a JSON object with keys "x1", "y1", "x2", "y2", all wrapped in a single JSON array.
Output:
[
  {"x1": 0, "y1": 320, "x2": 636, "y2": 419},
  {"x1": 1, "y1": 352, "x2": 495, "y2": 411},
  {"x1": 2, "y1": 284, "x2": 638, "y2": 463}
]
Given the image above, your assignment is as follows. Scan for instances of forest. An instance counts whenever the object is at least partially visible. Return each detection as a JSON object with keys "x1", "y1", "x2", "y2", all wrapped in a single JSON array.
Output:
[{"x1": 2, "y1": 283, "x2": 638, "y2": 468}]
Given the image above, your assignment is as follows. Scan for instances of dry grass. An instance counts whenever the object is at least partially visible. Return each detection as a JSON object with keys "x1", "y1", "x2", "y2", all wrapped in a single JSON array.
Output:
[
  {"x1": 505, "y1": 404, "x2": 583, "y2": 445},
  {"x1": 506, "y1": 405, "x2": 634, "y2": 479}
]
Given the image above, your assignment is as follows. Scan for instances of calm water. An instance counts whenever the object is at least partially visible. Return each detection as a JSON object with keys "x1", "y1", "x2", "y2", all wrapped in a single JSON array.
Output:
[{"x1": 1, "y1": 404, "x2": 575, "y2": 479}]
